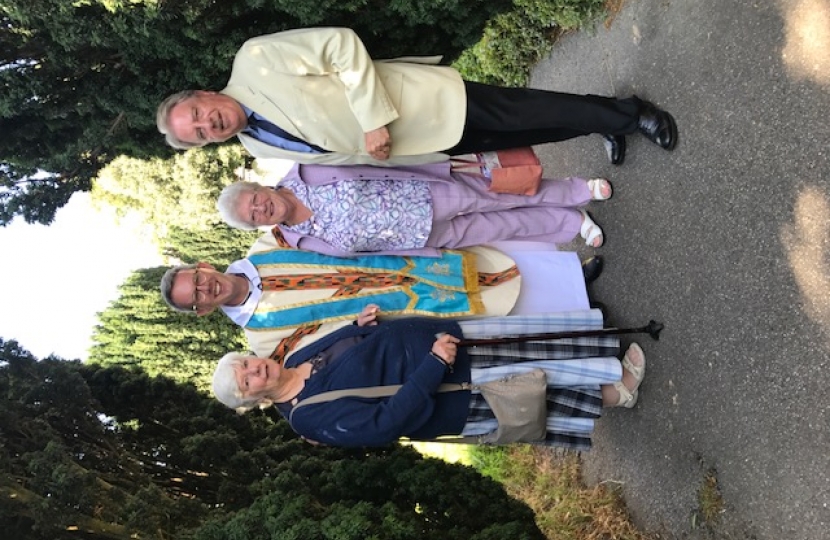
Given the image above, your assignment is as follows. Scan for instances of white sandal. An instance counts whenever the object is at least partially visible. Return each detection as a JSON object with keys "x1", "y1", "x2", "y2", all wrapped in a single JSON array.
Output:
[
  {"x1": 612, "y1": 382, "x2": 639, "y2": 408},
  {"x1": 622, "y1": 343, "x2": 646, "y2": 384},
  {"x1": 579, "y1": 210, "x2": 604, "y2": 247},
  {"x1": 587, "y1": 178, "x2": 613, "y2": 201},
  {"x1": 613, "y1": 343, "x2": 646, "y2": 408}
]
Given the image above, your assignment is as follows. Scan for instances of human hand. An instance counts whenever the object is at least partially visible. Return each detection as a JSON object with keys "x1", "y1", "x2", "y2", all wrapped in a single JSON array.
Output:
[
  {"x1": 431, "y1": 333, "x2": 459, "y2": 365},
  {"x1": 356, "y1": 304, "x2": 381, "y2": 326},
  {"x1": 365, "y1": 126, "x2": 391, "y2": 160}
]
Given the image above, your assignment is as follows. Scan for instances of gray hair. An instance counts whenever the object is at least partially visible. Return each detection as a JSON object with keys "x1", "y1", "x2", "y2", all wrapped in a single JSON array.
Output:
[
  {"x1": 159, "y1": 263, "x2": 198, "y2": 313},
  {"x1": 212, "y1": 352, "x2": 270, "y2": 412},
  {"x1": 156, "y1": 90, "x2": 203, "y2": 149},
  {"x1": 217, "y1": 181, "x2": 261, "y2": 230}
]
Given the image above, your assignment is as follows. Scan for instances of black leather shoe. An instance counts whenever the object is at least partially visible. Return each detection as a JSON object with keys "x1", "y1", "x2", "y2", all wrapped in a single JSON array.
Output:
[
  {"x1": 582, "y1": 255, "x2": 604, "y2": 285},
  {"x1": 636, "y1": 99, "x2": 678, "y2": 150},
  {"x1": 601, "y1": 134, "x2": 626, "y2": 165}
]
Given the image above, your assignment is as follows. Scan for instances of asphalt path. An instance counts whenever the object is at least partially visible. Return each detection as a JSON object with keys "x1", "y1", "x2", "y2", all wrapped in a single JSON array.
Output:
[{"x1": 530, "y1": 1, "x2": 830, "y2": 538}]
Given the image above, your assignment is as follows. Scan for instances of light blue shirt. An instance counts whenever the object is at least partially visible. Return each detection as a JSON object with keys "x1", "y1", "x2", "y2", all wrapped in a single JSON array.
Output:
[{"x1": 240, "y1": 105, "x2": 325, "y2": 154}]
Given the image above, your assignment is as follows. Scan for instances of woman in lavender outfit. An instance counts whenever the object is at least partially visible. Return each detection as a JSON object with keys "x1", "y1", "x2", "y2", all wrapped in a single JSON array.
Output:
[{"x1": 218, "y1": 161, "x2": 611, "y2": 257}]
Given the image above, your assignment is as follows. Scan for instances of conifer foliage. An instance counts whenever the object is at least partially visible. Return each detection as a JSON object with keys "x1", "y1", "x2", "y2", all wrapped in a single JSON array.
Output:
[
  {"x1": 1, "y1": 0, "x2": 510, "y2": 225},
  {"x1": 88, "y1": 266, "x2": 248, "y2": 390},
  {"x1": 1, "y1": 339, "x2": 546, "y2": 540}
]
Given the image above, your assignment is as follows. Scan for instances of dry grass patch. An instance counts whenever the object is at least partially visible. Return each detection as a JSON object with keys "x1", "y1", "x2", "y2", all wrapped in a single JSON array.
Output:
[
  {"x1": 604, "y1": 0, "x2": 626, "y2": 28},
  {"x1": 472, "y1": 445, "x2": 650, "y2": 540},
  {"x1": 698, "y1": 469, "x2": 725, "y2": 526}
]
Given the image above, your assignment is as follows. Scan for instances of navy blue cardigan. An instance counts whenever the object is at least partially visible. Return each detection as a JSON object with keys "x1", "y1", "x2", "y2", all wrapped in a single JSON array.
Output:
[{"x1": 283, "y1": 318, "x2": 472, "y2": 447}]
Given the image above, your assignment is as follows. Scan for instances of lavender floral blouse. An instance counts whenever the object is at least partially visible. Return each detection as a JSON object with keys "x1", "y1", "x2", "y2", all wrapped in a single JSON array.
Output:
[{"x1": 280, "y1": 176, "x2": 434, "y2": 252}]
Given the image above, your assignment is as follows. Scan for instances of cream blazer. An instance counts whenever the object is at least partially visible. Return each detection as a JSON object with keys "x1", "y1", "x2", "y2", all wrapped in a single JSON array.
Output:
[{"x1": 221, "y1": 27, "x2": 467, "y2": 166}]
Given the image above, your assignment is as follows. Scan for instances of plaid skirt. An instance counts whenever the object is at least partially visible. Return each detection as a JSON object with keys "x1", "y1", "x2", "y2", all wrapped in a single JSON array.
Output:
[{"x1": 456, "y1": 311, "x2": 621, "y2": 451}]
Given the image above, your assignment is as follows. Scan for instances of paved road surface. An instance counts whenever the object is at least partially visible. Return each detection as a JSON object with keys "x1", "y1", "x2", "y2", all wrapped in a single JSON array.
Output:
[{"x1": 530, "y1": 1, "x2": 830, "y2": 538}]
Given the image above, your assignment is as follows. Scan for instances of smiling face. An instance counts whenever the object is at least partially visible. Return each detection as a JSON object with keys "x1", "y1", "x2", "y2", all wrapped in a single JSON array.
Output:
[
  {"x1": 169, "y1": 262, "x2": 249, "y2": 316},
  {"x1": 234, "y1": 356, "x2": 281, "y2": 398},
  {"x1": 167, "y1": 91, "x2": 247, "y2": 146},
  {"x1": 235, "y1": 186, "x2": 292, "y2": 227}
]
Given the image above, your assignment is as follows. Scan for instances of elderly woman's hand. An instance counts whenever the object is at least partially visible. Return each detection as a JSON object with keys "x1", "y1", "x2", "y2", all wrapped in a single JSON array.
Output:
[
  {"x1": 431, "y1": 333, "x2": 459, "y2": 366},
  {"x1": 356, "y1": 304, "x2": 381, "y2": 327}
]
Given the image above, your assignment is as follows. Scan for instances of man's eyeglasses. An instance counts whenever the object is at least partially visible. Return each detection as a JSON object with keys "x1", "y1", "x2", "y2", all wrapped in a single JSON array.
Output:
[
  {"x1": 250, "y1": 192, "x2": 260, "y2": 224},
  {"x1": 191, "y1": 269, "x2": 209, "y2": 312}
]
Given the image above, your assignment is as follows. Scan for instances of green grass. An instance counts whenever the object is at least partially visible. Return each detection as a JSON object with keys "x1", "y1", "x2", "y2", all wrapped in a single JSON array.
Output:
[
  {"x1": 417, "y1": 444, "x2": 650, "y2": 540},
  {"x1": 409, "y1": 441, "x2": 473, "y2": 465},
  {"x1": 470, "y1": 446, "x2": 649, "y2": 540}
]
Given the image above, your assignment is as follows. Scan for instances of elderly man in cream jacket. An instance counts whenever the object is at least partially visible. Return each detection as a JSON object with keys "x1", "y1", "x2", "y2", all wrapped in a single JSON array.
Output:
[{"x1": 157, "y1": 27, "x2": 677, "y2": 167}]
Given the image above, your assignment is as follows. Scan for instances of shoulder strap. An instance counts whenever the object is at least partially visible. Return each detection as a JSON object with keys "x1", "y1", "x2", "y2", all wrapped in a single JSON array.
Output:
[{"x1": 289, "y1": 382, "x2": 469, "y2": 425}]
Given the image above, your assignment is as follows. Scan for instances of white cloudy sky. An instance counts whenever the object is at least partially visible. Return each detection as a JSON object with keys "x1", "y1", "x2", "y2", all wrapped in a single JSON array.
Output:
[{"x1": 0, "y1": 192, "x2": 163, "y2": 360}]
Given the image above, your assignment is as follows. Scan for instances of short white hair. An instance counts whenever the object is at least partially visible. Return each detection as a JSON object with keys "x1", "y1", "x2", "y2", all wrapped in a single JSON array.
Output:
[
  {"x1": 157, "y1": 90, "x2": 204, "y2": 149},
  {"x1": 217, "y1": 181, "x2": 262, "y2": 230},
  {"x1": 212, "y1": 352, "x2": 268, "y2": 412}
]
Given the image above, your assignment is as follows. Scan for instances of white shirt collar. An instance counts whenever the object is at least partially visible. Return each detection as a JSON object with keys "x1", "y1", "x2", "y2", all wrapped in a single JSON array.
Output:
[{"x1": 219, "y1": 258, "x2": 262, "y2": 326}]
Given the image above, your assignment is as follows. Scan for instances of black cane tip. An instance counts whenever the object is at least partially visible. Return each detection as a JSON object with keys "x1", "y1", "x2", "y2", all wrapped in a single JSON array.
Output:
[{"x1": 646, "y1": 320, "x2": 664, "y2": 340}]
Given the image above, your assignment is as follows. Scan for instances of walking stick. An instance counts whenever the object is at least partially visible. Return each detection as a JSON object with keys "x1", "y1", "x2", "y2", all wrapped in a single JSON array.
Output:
[{"x1": 457, "y1": 320, "x2": 664, "y2": 347}]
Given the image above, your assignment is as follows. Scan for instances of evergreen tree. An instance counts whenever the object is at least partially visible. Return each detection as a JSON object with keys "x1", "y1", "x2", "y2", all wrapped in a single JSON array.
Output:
[
  {"x1": 191, "y1": 449, "x2": 546, "y2": 540},
  {"x1": 88, "y1": 266, "x2": 248, "y2": 390},
  {"x1": 0, "y1": 340, "x2": 208, "y2": 539},
  {"x1": 90, "y1": 146, "x2": 251, "y2": 239},
  {"x1": 2, "y1": 339, "x2": 545, "y2": 539},
  {"x1": 162, "y1": 222, "x2": 259, "y2": 266},
  {"x1": 88, "y1": 182, "x2": 258, "y2": 389},
  {"x1": 1, "y1": 0, "x2": 511, "y2": 225},
  {"x1": 90, "y1": 144, "x2": 260, "y2": 258}
]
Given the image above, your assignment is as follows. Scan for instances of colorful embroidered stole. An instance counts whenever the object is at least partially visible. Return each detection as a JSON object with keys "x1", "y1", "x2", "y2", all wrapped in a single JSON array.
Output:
[
  {"x1": 248, "y1": 230, "x2": 520, "y2": 362},
  {"x1": 247, "y1": 249, "x2": 483, "y2": 332}
]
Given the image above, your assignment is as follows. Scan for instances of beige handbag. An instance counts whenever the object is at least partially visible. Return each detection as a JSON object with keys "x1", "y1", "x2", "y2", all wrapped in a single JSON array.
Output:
[
  {"x1": 475, "y1": 368, "x2": 548, "y2": 444},
  {"x1": 289, "y1": 368, "x2": 548, "y2": 445}
]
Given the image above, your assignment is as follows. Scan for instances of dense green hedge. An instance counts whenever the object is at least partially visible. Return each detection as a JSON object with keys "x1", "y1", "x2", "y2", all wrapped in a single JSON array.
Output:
[{"x1": 454, "y1": 0, "x2": 607, "y2": 86}]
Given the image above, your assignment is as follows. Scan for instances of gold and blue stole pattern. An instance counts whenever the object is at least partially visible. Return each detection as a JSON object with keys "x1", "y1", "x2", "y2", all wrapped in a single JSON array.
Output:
[{"x1": 246, "y1": 249, "x2": 483, "y2": 331}]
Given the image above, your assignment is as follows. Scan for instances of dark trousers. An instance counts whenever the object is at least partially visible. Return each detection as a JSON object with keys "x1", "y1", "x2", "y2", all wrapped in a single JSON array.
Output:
[{"x1": 446, "y1": 81, "x2": 642, "y2": 154}]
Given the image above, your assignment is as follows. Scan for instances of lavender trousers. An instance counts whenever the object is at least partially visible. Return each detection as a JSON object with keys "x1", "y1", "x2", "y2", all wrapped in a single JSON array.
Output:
[{"x1": 426, "y1": 173, "x2": 591, "y2": 248}]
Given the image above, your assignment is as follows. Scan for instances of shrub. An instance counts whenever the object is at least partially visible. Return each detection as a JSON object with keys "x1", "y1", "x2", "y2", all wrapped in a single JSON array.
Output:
[{"x1": 453, "y1": 0, "x2": 607, "y2": 86}]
